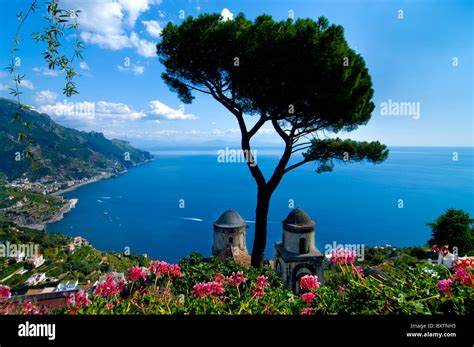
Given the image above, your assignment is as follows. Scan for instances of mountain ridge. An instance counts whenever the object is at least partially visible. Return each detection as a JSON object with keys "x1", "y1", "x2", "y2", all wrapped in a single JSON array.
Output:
[{"x1": 0, "y1": 97, "x2": 153, "y2": 181}]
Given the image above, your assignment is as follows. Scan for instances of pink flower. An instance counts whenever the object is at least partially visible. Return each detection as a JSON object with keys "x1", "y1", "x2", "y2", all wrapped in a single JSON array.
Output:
[
  {"x1": 251, "y1": 275, "x2": 270, "y2": 298},
  {"x1": 300, "y1": 291, "x2": 316, "y2": 306},
  {"x1": 169, "y1": 264, "x2": 183, "y2": 277},
  {"x1": 213, "y1": 273, "x2": 226, "y2": 284},
  {"x1": 0, "y1": 285, "x2": 11, "y2": 303},
  {"x1": 226, "y1": 271, "x2": 247, "y2": 288},
  {"x1": 193, "y1": 281, "x2": 224, "y2": 298},
  {"x1": 66, "y1": 291, "x2": 90, "y2": 307},
  {"x1": 299, "y1": 275, "x2": 320, "y2": 291},
  {"x1": 251, "y1": 287, "x2": 266, "y2": 298},
  {"x1": 338, "y1": 286, "x2": 345, "y2": 293},
  {"x1": 94, "y1": 274, "x2": 125, "y2": 298},
  {"x1": 149, "y1": 260, "x2": 168, "y2": 276},
  {"x1": 149, "y1": 261, "x2": 182, "y2": 278},
  {"x1": 106, "y1": 303, "x2": 113, "y2": 310},
  {"x1": 256, "y1": 275, "x2": 270, "y2": 288},
  {"x1": 437, "y1": 278, "x2": 453, "y2": 297},
  {"x1": 126, "y1": 266, "x2": 147, "y2": 282},
  {"x1": 453, "y1": 267, "x2": 473, "y2": 287},
  {"x1": 352, "y1": 265, "x2": 365, "y2": 277},
  {"x1": 330, "y1": 248, "x2": 357, "y2": 264},
  {"x1": 300, "y1": 308, "x2": 316, "y2": 315},
  {"x1": 433, "y1": 245, "x2": 449, "y2": 256}
]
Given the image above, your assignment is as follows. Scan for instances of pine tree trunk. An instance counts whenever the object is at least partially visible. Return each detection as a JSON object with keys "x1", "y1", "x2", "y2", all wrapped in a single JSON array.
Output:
[{"x1": 251, "y1": 188, "x2": 271, "y2": 268}]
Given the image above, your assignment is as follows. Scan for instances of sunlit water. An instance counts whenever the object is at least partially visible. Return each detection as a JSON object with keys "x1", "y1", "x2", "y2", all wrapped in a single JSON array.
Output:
[{"x1": 46, "y1": 147, "x2": 474, "y2": 262}]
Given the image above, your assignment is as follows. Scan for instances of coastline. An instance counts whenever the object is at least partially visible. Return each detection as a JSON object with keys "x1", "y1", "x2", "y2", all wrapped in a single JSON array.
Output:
[
  {"x1": 50, "y1": 172, "x2": 119, "y2": 197},
  {"x1": 50, "y1": 158, "x2": 154, "y2": 197},
  {"x1": 23, "y1": 198, "x2": 78, "y2": 231},
  {"x1": 40, "y1": 159, "x2": 154, "y2": 229}
]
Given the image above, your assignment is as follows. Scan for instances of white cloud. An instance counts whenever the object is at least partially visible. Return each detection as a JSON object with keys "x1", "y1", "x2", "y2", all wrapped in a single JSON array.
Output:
[
  {"x1": 142, "y1": 20, "x2": 162, "y2": 38},
  {"x1": 36, "y1": 98, "x2": 202, "y2": 143},
  {"x1": 95, "y1": 101, "x2": 146, "y2": 120},
  {"x1": 38, "y1": 101, "x2": 96, "y2": 122},
  {"x1": 132, "y1": 65, "x2": 145, "y2": 75},
  {"x1": 38, "y1": 100, "x2": 146, "y2": 123},
  {"x1": 62, "y1": 0, "x2": 160, "y2": 58},
  {"x1": 0, "y1": 74, "x2": 35, "y2": 92},
  {"x1": 20, "y1": 80, "x2": 34, "y2": 90},
  {"x1": 34, "y1": 90, "x2": 58, "y2": 105},
  {"x1": 117, "y1": 63, "x2": 145, "y2": 75},
  {"x1": 79, "y1": 62, "x2": 90, "y2": 70},
  {"x1": 148, "y1": 100, "x2": 198, "y2": 120},
  {"x1": 220, "y1": 8, "x2": 234, "y2": 21},
  {"x1": 119, "y1": 0, "x2": 161, "y2": 27},
  {"x1": 80, "y1": 32, "x2": 131, "y2": 50},
  {"x1": 32, "y1": 66, "x2": 60, "y2": 77},
  {"x1": 129, "y1": 32, "x2": 156, "y2": 58}
]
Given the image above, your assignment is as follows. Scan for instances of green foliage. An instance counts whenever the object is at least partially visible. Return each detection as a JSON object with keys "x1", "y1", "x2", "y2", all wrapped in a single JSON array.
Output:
[
  {"x1": 0, "y1": 219, "x2": 145, "y2": 291},
  {"x1": 55, "y1": 254, "x2": 473, "y2": 315},
  {"x1": 312, "y1": 263, "x2": 473, "y2": 315},
  {"x1": 158, "y1": 14, "x2": 375, "y2": 131},
  {"x1": 427, "y1": 209, "x2": 474, "y2": 255},
  {"x1": 303, "y1": 138, "x2": 389, "y2": 173}
]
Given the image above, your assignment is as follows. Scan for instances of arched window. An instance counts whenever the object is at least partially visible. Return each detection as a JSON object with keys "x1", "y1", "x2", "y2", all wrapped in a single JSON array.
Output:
[
  {"x1": 299, "y1": 238, "x2": 307, "y2": 254},
  {"x1": 228, "y1": 236, "x2": 233, "y2": 244},
  {"x1": 276, "y1": 260, "x2": 282, "y2": 274}
]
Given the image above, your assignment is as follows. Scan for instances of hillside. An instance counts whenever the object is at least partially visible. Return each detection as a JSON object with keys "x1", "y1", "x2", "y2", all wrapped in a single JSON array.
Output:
[{"x1": 0, "y1": 98, "x2": 153, "y2": 181}]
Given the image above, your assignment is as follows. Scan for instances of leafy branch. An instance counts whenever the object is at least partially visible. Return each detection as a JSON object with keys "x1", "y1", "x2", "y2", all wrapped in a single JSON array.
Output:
[
  {"x1": 7, "y1": 0, "x2": 39, "y2": 165},
  {"x1": 7, "y1": 0, "x2": 83, "y2": 168},
  {"x1": 32, "y1": 0, "x2": 83, "y2": 97}
]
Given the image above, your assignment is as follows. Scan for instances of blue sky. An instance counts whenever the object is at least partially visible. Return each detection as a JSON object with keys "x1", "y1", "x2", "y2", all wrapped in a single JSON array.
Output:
[{"x1": 0, "y1": 0, "x2": 472, "y2": 149}]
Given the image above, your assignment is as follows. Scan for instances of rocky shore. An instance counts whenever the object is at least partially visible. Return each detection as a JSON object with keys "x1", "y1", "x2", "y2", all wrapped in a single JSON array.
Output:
[{"x1": 17, "y1": 198, "x2": 78, "y2": 231}]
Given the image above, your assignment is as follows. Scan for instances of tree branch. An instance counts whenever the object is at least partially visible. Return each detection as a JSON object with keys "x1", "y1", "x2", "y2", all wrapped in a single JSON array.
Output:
[{"x1": 248, "y1": 111, "x2": 268, "y2": 138}]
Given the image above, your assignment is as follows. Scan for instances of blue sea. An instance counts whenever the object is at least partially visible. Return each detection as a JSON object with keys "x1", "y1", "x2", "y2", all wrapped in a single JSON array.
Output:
[{"x1": 46, "y1": 147, "x2": 474, "y2": 263}]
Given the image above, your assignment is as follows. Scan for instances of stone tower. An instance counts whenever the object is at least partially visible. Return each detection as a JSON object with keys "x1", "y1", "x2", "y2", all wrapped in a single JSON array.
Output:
[
  {"x1": 212, "y1": 210, "x2": 248, "y2": 256},
  {"x1": 274, "y1": 208, "x2": 324, "y2": 292}
]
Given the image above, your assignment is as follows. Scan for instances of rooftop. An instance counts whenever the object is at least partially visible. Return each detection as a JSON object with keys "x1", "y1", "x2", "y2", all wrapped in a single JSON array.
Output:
[
  {"x1": 214, "y1": 210, "x2": 246, "y2": 228},
  {"x1": 283, "y1": 208, "x2": 315, "y2": 227}
]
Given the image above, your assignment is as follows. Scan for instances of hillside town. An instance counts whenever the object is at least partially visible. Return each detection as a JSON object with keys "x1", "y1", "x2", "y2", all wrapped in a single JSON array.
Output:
[{"x1": 6, "y1": 172, "x2": 113, "y2": 196}]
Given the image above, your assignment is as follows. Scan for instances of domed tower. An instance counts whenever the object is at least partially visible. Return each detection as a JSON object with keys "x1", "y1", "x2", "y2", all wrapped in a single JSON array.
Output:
[
  {"x1": 212, "y1": 210, "x2": 248, "y2": 256},
  {"x1": 275, "y1": 208, "x2": 324, "y2": 292}
]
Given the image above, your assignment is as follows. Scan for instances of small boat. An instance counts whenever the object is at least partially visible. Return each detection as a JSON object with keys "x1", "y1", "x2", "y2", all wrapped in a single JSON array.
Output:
[{"x1": 103, "y1": 211, "x2": 108, "y2": 215}]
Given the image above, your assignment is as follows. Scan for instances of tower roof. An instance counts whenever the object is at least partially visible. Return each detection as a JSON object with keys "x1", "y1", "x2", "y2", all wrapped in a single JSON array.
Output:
[
  {"x1": 214, "y1": 210, "x2": 246, "y2": 228},
  {"x1": 283, "y1": 208, "x2": 315, "y2": 228}
]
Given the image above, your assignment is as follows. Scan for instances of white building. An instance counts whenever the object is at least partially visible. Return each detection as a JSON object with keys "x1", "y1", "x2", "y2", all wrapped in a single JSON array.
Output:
[{"x1": 26, "y1": 254, "x2": 45, "y2": 268}]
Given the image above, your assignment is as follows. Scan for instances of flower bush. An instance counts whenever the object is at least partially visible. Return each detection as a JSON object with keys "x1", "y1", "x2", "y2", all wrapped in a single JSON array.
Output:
[
  {"x1": 0, "y1": 251, "x2": 472, "y2": 315},
  {"x1": 310, "y1": 261, "x2": 473, "y2": 314}
]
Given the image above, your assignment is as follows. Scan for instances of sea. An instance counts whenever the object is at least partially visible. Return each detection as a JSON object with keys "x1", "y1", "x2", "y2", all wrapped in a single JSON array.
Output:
[{"x1": 46, "y1": 147, "x2": 474, "y2": 263}]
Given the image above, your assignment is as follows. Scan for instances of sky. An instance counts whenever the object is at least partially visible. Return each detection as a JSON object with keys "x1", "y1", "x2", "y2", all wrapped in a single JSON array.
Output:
[{"x1": 0, "y1": 0, "x2": 472, "y2": 149}]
